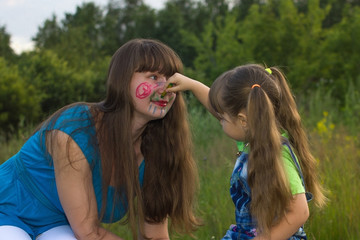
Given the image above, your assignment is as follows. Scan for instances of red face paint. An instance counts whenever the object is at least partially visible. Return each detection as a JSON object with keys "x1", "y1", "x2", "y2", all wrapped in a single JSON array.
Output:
[{"x1": 136, "y1": 82, "x2": 153, "y2": 99}]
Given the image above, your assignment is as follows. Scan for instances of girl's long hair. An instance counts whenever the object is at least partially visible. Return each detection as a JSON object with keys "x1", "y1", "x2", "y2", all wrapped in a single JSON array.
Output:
[
  {"x1": 209, "y1": 64, "x2": 325, "y2": 235},
  {"x1": 268, "y1": 66, "x2": 326, "y2": 208},
  {"x1": 42, "y1": 39, "x2": 200, "y2": 239}
]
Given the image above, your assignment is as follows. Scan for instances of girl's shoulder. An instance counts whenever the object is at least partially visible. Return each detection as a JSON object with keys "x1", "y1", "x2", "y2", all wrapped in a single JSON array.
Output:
[{"x1": 281, "y1": 143, "x2": 305, "y2": 195}]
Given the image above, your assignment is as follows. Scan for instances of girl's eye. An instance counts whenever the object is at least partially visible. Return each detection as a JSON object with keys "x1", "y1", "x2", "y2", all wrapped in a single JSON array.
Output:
[{"x1": 150, "y1": 75, "x2": 158, "y2": 80}]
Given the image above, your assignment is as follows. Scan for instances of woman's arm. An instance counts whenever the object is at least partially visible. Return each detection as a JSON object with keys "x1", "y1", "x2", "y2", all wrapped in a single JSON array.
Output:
[
  {"x1": 139, "y1": 218, "x2": 170, "y2": 240},
  {"x1": 48, "y1": 130, "x2": 124, "y2": 240},
  {"x1": 167, "y1": 73, "x2": 215, "y2": 115},
  {"x1": 254, "y1": 193, "x2": 309, "y2": 240}
]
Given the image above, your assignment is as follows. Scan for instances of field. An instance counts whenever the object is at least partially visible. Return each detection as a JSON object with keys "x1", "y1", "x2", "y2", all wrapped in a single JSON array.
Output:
[{"x1": 1, "y1": 108, "x2": 359, "y2": 239}]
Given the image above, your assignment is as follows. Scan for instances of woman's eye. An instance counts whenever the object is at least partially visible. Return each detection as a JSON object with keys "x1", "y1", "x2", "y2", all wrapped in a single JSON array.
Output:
[{"x1": 150, "y1": 75, "x2": 158, "y2": 80}]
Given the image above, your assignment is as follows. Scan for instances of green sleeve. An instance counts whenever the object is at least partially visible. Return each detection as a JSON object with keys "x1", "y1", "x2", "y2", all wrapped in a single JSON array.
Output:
[{"x1": 282, "y1": 146, "x2": 305, "y2": 195}]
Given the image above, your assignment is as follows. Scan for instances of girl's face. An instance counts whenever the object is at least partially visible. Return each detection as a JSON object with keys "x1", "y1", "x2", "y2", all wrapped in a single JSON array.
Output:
[
  {"x1": 218, "y1": 112, "x2": 247, "y2": 142},
  {"x1": 130, "y1": 71, "x2": 176, "y2": 121}
]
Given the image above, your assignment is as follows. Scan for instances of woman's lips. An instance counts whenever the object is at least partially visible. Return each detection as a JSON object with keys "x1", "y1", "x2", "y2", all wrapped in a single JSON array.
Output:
[{"x1": 152, "y1": 100, "x2": 168, "y2": 107}]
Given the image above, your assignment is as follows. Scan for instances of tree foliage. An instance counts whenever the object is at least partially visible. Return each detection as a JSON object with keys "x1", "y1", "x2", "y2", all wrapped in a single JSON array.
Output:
[
  {"x1": 0, "y1": 26, "x2": 16, "y2": 63},
  {"x1": 0, "y1": 58, "x2": 40, "y2": 137},
  {"x1": 1, "y1": 0, "x2": 359, "y2": 135}
]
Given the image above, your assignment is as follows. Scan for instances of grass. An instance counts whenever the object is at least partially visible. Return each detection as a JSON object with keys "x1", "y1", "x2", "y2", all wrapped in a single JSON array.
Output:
[
  {"x1": 306, "y1": 124, "x2": 360, "y2": 239},
  {"x1": 1, "y1": 106, "x2": 359, "y2": 239},
  {"x1": 106, "y1": 109, "x2": 360, "y2": 239},
  {"x1": 102, "y1": 109, "x2": 360, "y2": 239}
]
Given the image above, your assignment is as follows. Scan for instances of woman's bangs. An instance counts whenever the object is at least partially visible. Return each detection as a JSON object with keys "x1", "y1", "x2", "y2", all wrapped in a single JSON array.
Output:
[{"x1": 135, "y1": 44, "x2": 182, "y2": 77}]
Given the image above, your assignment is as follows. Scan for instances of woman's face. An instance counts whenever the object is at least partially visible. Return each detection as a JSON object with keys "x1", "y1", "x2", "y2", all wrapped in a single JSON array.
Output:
[{"x1": 130, "y1": 71, "x2": 176, "y2": 121}]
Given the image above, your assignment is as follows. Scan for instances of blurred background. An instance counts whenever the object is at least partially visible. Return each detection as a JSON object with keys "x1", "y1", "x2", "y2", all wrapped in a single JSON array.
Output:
[{"x1": 0, "y1": 0, "x2": 359, "y2": 239}]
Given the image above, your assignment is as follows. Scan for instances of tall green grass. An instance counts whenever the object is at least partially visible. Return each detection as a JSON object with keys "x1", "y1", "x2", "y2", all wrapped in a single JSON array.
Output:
[
  {"x1": 101, "y1": 107, "x2": 360, "y2": 239},
  {"x1": 0, "y1": 127, "x2": 31, "y2": 160},
  {"x1": 306, "y1": 117, "x2": 360, "y2": 239}
]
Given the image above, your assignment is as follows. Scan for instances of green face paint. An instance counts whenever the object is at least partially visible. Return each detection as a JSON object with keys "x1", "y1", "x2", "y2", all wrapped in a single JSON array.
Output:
[
  {"x1": 150, "y1": 91, "x2": 161, "y2": 101},
  {"x1": 160, "y1": 83, "x2": 174, "y2": 98}
]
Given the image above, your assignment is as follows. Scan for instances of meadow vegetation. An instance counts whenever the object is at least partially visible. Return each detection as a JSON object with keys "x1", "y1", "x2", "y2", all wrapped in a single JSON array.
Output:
[{"x1": 1, "y1": 87, "x2": 359, "y2": 239}]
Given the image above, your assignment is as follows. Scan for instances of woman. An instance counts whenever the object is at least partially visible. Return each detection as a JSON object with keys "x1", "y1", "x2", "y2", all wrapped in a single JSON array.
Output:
[{"x1": 0, "y1": 39, "x2": 200, "y2": 240}]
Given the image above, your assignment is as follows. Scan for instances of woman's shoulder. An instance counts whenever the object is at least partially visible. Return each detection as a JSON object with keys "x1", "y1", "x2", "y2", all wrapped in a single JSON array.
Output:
[
  {"x1": 59, "y1": 103, "x2": 91, "y2": 118},
  {"x1": 48, "y1": 103, "x2": 93, "y2": 129}
]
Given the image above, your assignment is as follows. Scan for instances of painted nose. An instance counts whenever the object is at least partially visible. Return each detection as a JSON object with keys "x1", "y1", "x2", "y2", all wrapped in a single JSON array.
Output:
[
  {"x1": 156, "y1": 78, "x2": 168, "y2": 92},
  {"x1": 158, "y1": 76, "x2": 167, "y2": 83}
]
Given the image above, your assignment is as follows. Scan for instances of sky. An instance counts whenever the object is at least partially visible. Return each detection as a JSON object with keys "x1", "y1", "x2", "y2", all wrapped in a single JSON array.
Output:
[{"x1": 0, "y1": 0, "x2": 166, "y2": 54}]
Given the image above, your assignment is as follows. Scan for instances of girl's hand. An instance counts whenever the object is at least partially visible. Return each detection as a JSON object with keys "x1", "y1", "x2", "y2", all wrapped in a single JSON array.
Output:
[
  {"x1": 167, "y1": 73, "x2": 212, "y2": 114},
  {"x1": 167, "y1": 73, "x2": 196, "y2": 92}
]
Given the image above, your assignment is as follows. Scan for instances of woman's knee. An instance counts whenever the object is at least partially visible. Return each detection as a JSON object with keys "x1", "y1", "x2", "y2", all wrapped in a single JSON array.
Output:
[
  {"x1": 0, "y1": 225, "x2": 32, "y2": 240},
  {"x1": 36, "y1": 225, "x2": 76, "y2": 240}
]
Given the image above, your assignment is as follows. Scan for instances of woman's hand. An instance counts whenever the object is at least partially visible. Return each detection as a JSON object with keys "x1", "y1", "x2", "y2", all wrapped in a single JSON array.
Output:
[{"x1": 138, "y1": 218, "x2": 170, "y2": 240}]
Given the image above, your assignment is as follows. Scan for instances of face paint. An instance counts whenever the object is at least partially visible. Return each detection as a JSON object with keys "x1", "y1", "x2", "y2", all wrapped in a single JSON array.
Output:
[
  {"x1": 136, "y1": 82, "x2": 168, "y2": 99},
  {"x1": 148, "y1": 103, "x2": 169, "y2": 117},
  {"x1": 136, "y1": 82, "x2": 153, "y2": 99},
  {"x1": 160, "y1": 83, "x2": 174, "y2": 98}
]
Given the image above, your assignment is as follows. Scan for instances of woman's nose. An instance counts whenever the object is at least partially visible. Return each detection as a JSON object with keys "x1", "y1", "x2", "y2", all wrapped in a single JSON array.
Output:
[
  {"x1": 158, "y1": 76, "x2": 167, "y2": 83},
  {"x1": 155, "y1": 78, "x2": 167, "y2": 91}
]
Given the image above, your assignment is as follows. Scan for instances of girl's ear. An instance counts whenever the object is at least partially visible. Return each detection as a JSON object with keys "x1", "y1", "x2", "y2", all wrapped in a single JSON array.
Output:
[{"x1": 237, "y1": 112, "x2": 247, "y2": 127}]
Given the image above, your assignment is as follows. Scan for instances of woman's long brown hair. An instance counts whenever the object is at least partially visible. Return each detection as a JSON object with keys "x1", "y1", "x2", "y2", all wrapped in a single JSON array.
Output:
[
  {"x1": 94, "y1": 39, "x2": 200, "y2": 238},
  {"x1": 208, "y1": 64, "x2": 325, "y2": 236}
]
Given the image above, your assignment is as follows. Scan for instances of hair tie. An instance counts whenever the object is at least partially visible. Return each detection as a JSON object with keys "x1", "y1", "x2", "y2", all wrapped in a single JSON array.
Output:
[
  {"x1": 251, "y1": 84, "x2": 261, "y2": 89},
  {"x1": 265, "y1": 68, "x2": 272, "y2": 74}
]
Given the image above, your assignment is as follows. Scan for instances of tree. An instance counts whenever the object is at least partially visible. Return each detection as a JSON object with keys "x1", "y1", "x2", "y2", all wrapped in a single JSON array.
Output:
[
  {"x1": 33, "y1": 2, "x2": 106, "y2": 69},
  {"x1": 0, "y1": 57, "x2": 40, "y2": 137},
  {"x1": 33, "y1": 15, "x2": 62, "y2": 49},
  {"x1": 19, "y1": 50, "x2": 97, "y2": 115},
  {"x1": 120, "y1": 3, "x2": 157, "y2": 43},
  {"x1": 318, "y1": 5, "x2": 360, "y2": 102},
  {"x1": 0, "y1": 26, "x2": 16, "y2": 62}
]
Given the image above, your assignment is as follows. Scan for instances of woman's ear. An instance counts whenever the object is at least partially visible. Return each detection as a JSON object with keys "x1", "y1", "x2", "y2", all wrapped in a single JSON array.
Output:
[{"x1": 237, "y1": 112, "x2": 247, "y2": 127}]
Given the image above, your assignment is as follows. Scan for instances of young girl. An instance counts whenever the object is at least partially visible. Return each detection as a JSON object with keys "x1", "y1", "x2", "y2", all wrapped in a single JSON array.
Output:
[
  {"x1": 167, "y1": 64, "x2": 326, "y2": 239},
  {"x1": 0, "y1": 39, "x2": 200, "y2": 240}
]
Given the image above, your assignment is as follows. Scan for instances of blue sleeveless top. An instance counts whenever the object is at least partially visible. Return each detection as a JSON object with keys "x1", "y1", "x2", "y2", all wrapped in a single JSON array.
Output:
[{"x1": 0, "y1": 104, "x2": 145, "y2": 238}]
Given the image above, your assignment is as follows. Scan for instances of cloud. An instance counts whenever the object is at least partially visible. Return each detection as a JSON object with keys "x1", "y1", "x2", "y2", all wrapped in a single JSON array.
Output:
[
  {"x1": 3, "y1": 0, "x2": 26, "y2": 7},
  {"x1": 11, "y1": 36, "x2": 34, "y2": 54}
]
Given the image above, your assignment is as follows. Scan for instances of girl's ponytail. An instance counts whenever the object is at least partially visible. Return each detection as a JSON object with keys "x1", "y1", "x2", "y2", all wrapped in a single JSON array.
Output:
[
  {"x1": 247, "y1": 85, "x2": 291, "y2": 236},
  {"x1": 270, "y1": 67, "x2": 326, "y2": 208}
]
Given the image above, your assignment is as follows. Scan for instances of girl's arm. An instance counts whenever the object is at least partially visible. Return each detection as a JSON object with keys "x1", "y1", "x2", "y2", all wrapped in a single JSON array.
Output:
[
  {"x1": 139, "y1": 218, "x2": 170, "y2": 240},
  {"x1": 167, "y1": 73, "x2": 214, "y2": 115},
  {"x1": 254, "y1": 193, "x2": 309, "y2": 240},
  {"x1": 49, "y1": 130, "x2": 124, "y2": 240}
]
